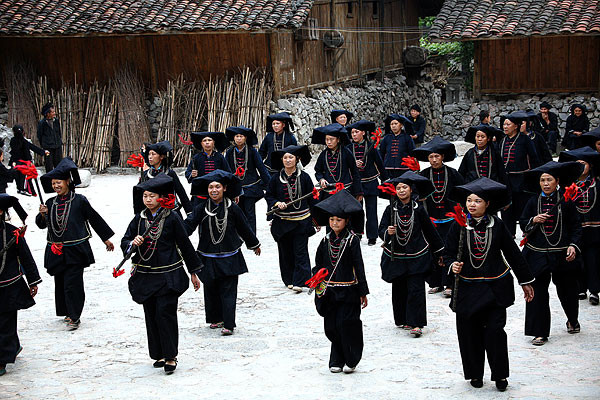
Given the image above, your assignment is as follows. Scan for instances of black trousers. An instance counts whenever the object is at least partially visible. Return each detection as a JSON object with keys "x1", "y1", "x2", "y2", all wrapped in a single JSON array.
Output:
[
  {"x1": 427, "y1": 223, "x2": 453, "y2": 289},
  {"x1": 547, "y1": 130, "x2": 559, "y2": 153},
  {"x1": 385, "y1": 169, "x2": 408, "y2": 179},
  {"x1": 276, "y1": 229, "x2": 311, "y2": 287},
  {"x1": 44, "y1": 147, "x2": 63, "y2": 172},
  {"x1": 501, "y1": 191, "x2": 533, "y2": 236},
  {"x1": 0, "y1": 311, "x2": 19, "y2": 365},
  {"x1": 362, "y1": 195, "x2": 378, "y2": 240},
  {"x1": 203, "y1": 275, "x2": 238, "y2": 330},
  {"x1": 579, "y1": 244, "x2": 600, "y2": 295},
  {"x1": 238, "y1": 196, "x2": 258, "y2": 234},
  {"x1": 324, "y1": 301, "x2": 363, "y2": 369},
  {"x1": 54, "y1": 265, "x2": 86, "y2": 321},
  {"x1": 456, "y1": 304, "x2": 509, "y2": 381},
  {"x1": 391, "y1": 273, "x2": 427, "y2": 327},
  {"x1": 525, "y1": 269, "x2": 579, "y2": 337},
  {"x1": 143, "y1": 293, "x2": 179, "y2": 360}
]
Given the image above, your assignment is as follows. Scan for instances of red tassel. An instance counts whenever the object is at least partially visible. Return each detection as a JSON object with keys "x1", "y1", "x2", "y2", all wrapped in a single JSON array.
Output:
[
  {"x1": 112, "y1": 267, "x2": 126, "y2": 278},
  {"x1": 234, "y1": 166, "x2": 245, "y2": 178},
  {"x1": 519, "y1": 236, "x2": 528, "y2": 247},
  {"x1": 330, "y1": 182, "x2": 345, "y2": 195},
  {"x1": 370, "y1": 127, "x2": 383, "y2": 149},
  {"x1": 51, "y1": 243, "x2": 63, "y2": 255},
  {"x1": 14, "y1": 161, "x2": 38, "y2": 180},
  {"x1": 445, "y1": 204, "x2": 467, "y2": 227},
  {"x1": 126, "y1": 153, "x2": 145, "y2": 168},
  {"x1": 312, "y1": 187, "x2": 320, "y2": 200},
  {"x1": 563, "y1": 182, "x2": 579, "y2": 202},
  {"x1": 13, "y1": 228, "x2": 24, "y2": 244},
  {"x1": 377, "y1": 182, "x2": 397, "y2": 196},
  {"x1": 401, "y1": 156, "x2": 420, "y2": 172},
  {"x1": 305, "y1": 268, "x2": 329, "y2": 288},
  {"x1": 157, "y1": 194, "x2": 176, "y2": 209},
  {"x1": 178, "y1": 133, "x2": 193, "y2": 146}
]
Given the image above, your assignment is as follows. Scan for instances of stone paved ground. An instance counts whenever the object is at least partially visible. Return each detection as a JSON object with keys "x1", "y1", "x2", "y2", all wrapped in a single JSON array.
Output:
[{"x1": 1, "y1": 161, "x2": 599, "y2": 399}]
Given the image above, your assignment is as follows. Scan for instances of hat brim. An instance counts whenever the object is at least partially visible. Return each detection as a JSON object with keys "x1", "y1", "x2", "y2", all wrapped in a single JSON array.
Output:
[{"x1": 270, "y1": 146, "x2": 312, "y2": 171}]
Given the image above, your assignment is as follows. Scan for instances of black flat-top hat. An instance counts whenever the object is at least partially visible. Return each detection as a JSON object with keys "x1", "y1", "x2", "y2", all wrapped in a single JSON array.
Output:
[
  {"x1": 133, "y1": 172, "x2": 174, "y2": 211},
  {"x1": 271, "y1": 144, "x2": 312, "y2": 171},
  {"x1": 0, "y1": 193, "x2": 28, "y2": 223},
  {"x1": 190, "y1": 131, "x2": 230, "y2": 153},
  {"x1": 465, "y1": 124, "x2": 504, "y2": 144},
  {"x1": 383, "y1": 113, "x2": 412, "y2": 134},
  {"x1": 581, "y1": 127, "x2": 600, "y2": 149},
  {"x1": 311, "y1": 123, "x2": 349, "y2": 146},
  {"x1": 524, "y1": 161, "x2": 585, "y2": 193},
  {"x1": 266, "y1": 112, "x2": 294, "y2": 133},
  {"x1": 346, "y1": 119, "x2": 376, "y2": 135},
  {"x1": 330, "y1": 109, "x2": 354, "y2": 124},
  {"x1": 450, "y1": 177, "x2": 510, "y2": 213},
  {"x1": 225, "y1": 126, "x2": 258, "y2": 146},
  {"x1": 144, "y1": 140, "x2": 174, "y2": 167},
  {"x1": 380, "y1": 171, "x2": 435, "y2": 199},
  {"x1": 559, "y1": 147, "x2": 600, "y2": 176},
  {"x1": 411, "y1": 135, "x2": 457, "y2": 162},
  {"x1": 191, "y1": 169, "x2": 243, "y2": 199},
  {"x1": 40, "y1": 157, "x2": 81, "y2": 193},
  {"x1": 501, "y1": 110, "x2": 529, "y2": 127},
  {"x1": 312, "y1": 189, "x2": 365, "y2": 233}
]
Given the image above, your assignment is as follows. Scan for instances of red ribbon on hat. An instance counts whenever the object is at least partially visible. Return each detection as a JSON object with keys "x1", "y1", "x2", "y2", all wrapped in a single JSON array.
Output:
[
  {"x1": 126, "y1": 153, "x2": 144, "y2": 168},
  {"x1": 305, "y1": 268, "x2": 329, "y2": 289},
  {"x1": 51, "y1": 242, "x2": 63, "y2": 255},
  {"x1": 401, "y1": 156, "x2": 420, "y2": 172},
  {"x1": 445, "y1": 204, "x2": 467, "y2": 228},
  {"x1": 157, "y1": 194, "x2": 176, "y2": 209},
  {"x1": 14, "y1": 160, "x2": 38, "y2": 180},
  {"x1": 330, "y1": 182, "x2": 345, "y2": 195},
  {"x1": 312, "y1": 187, "x2": 320, "y2": 200},
  {"x1": 370, "y1": 127, "x2": 383, "y2": 149},
  {"x1": 377, "y1": 182, "x2": 396, "y2": 196},
  {"x1": 234, "y1": 166, "x2": 245, "y2": 178},
  {"x1": 178, "y1": 133, "x2": 193, "y2": 146},
  {"x1": 563, "y1": 183, "x2": 580, "y2": 202}
]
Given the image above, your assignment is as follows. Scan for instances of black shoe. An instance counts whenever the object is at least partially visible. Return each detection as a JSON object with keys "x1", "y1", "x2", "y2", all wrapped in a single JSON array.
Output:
[
  {"x1": 368, "y1": 239, "x2": 376, "y2": 246},
  {"x1": 496, "y1": 379, "x2": 508, "y2": 391},
  {"x1": 164, "y1": 359, "x2": 177, "y2": 374},
  {"x1": 578, "y1": 292, "x2": 587, "y2": 300},
  {"x1": 589, "y1": 294, "x2": 599, "y2": 305},
  {"x1": 470, "y1": 378, "x2": 483, "y2": 388},
  {"x1": 0, "y1": 364, "x2": 6, "y2": 376},
  {"x1": 153, "y1": 359, "x2": 165, "y2": 368}
]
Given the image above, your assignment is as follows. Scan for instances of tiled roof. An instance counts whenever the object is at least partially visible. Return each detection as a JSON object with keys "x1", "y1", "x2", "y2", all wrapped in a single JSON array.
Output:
[
  {"x1": 429, "y1": 0, "x2": 600, "y2": 40},
  {"x1": 0, "y1": 0, "x2": 314, "y2": 36}
]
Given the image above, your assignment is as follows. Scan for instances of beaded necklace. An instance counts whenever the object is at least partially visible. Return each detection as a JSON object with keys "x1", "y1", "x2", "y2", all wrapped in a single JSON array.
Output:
[
  {"x1": 576, "y1": 179, "x2": 597, "y2": 214},
  {"x1": 280, "y1": 170, "x2": 302, "y2": 210},
  {"x1": 429, "y1": 166, "x2": 448, "y2": 204},
  {"x1": 51, "y1": 191, "x2": 75, "y2": 238},
  {"x1": 0, "y1": 225, "x2": 7, "y2": 275},
  {"x1": 394, "y1": 202, "x2": 415, "y2": 246},
  {"x1": 234, "y1": 146, "x2": 248, "y2": 179},
  {"x1": 475, "y1": 147, "x2": 491, "y2": 178},
  {"x1": 326, "y1": 148, "x2": 342, "y2": 182},
  {"x1": 327, "y1": 230, "x2": 350, "y2": 280},
  {"x1": 467, "y1": 218, "x2": 492, "y2": 269},
  {"x1": 138, "y1": 210, "x2": 168, "y2": 261},
  {"x1": 206, "y1": 198, "x2": 230, "y2": 245},
  {"x1": 501, "y1": 133, "x2": 520, "y2": 168},
  {"x1": 537, "y1": 193, "x2": 563, "y2": 246},
  {"x1": 352, "y1": 141, "x2": 369, "y2": 170}
]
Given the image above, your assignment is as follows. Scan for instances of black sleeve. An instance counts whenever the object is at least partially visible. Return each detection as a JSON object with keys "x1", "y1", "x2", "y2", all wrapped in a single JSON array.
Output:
[
  {"x1": 172, "y1": 214, "x2": 203, "y2": 274},
  {"x1": 170, "y1": 171, "x2": 192, "y2": 214},
  {"x1": 449, "y1": 166, "x2": 465, "y2": 187},
  {"x1": 253, "y1": 149, "x2": 272, "y2": 186},
  {"x1": 373, "y1": 146, "x2": 388, "y2": 181},
  {"x1": 519, "y1": 196, "x2": 538, "y2": 234},
  {"x1": 36, "y1": 120, "x2": 43, "y2": 145},
  {"x1": 345, "y1": 149, "x2": 363, "y2": 196},
  {"x1": 314, "y1": 151, "x2": 325, "y2": 182},
  {"x1": 313, "y1": 238, "x2": 327, "y2": 275},
  {"x1": 525, "y1": 136, "x2": 541, "y2": 168},
  {"x1": 81, "y1": 195, "x2": 115, "y2": 241},
  {"x1": 17, "y1": 237, "x2": 42, "y2": 286},
  {"x1": 350, "y1": 235, "x2": 369, "y2": 296},
  {"x1": 183, "y1": 203, "x2": 204, "y2": 236},
  {"x1": 418, "y1": 206, "x2": 444, "y2": 254},
  {"x1": 120, "y1": 216, "x2": 139, "y2": 255},
  {"x1": 258, "y1": 135, "x2": 269, "y2": 160},
  {"x1": 232, "y1": 204, "x2": 260, "y2": 250},
  {"x1": 264, "y1": 174, "x2": 279, "y2": 213},
  {"x1": 565, "y1": 202, "x2": 583, "y2": 252},
  {"x1": 303, "y1": 173, "x2": 318, "y2": 209},
  {"x1": 458, "y1": 152, "x2": 469, "y2": 179},
  {"x1": 35, "y1": 199, "x2": 51, "y2": 229},
  {"x1": 443, "y1": 222, "x2": 461, "y2": 269},
  {"x1": 26, "y1": 140, "x2": 46, "y2": 156},
  {"x1": 184, "y1": 157, "x2": 196, "y2": 182},
  {"x1": 499, "y1": 218, "x2": 534, "y2": 284},
  {"x1": 378, "y1": 204, "x2": 392, "y2": 241}
]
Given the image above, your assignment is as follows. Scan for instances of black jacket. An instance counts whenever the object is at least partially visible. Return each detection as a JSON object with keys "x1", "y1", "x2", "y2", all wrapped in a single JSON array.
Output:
[
  {"x1": 573, "y1": 177, "x2": 600, "y2": 244},
  {"x1": 458, "y1": 145, "x2": 509, "y2": 186},
  {"x1": 528, "y1": 131, "x2": 553, "y2": 164},
  {"x1": 36, "y1": 118, "x2": 62, "y2": 149},
  {"x1": 420, "y1": 165, "x2": 465, "y2": 220},
  {"x1": 258, "y1": 132, "x2": 298, "y2": 173},
  {"x1": 537, "y1": 112, "x2": 559, "y2": 136},
  {"x1": 184, "y1": 151, "x2": 231, "y2": 183},
  {"x1": 499, "y1": 132, "x2": 541, "y2": 192},
  {"x1": 225, "y1": 146, "x2": 271, "y2": 198},
  {"x1": 379, "y1": 132, "x2": 415, "y2": 170},
  {"x1": 9, "y1": 137, "x2": 45, "y2": 164},
  {"x1": 346, "y1": 141, "x2": 388, "y2": 196},
  {"x1": 35, "y1": 193, "x2": 114, "y2": 275},
  {"x1": 314, "y1": 147, "x2": 363, "y2": 196},
  {"x1": 0, "y1": 163, "x2": 16, "y2": 192},
  {"x1": 137, "y1": 168, "x2": 192, "y2": 214},
  {"x1": 406, "y1": 114, "x2": 426, "y2": 144}
]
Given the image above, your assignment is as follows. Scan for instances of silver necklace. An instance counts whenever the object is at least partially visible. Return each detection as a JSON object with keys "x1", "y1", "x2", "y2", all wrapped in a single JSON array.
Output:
[
  {"x1": 206, "y1": 198, "x2": 230, "y2": 245},
  {"x1": 274, "y1": 132, "x2": 286, "y2": 152},
  {"x1": 138, "y1": 211, "x2": 168, "y2": 262},
  {"x1": 51, "y1": 191, "x2": 75, "y2": 238},
  {"x1": 0, "y1": 226, "x2": 7, "y2": 275},
  {"x1": 430, "y1": 166, "x2": 448, "y2": 203},
  {"x1": 326, "y1": 149, "x2": 342, "y2": 182},
  {"x1": 576, "y1": 180, "x2": 597, "y2": 214},
  {"x1": 280, "y1": 171, "x2": 302, "y2": 210},
  {"x1": 352, "y1": 141, "x2": 369, "y2": 171},
  {"x1": 234, "y1": 146, "x2": 248, "y2": 179},
  {"x1": 537, "y1": 194, "x2": 563, "y2": 246},
  {"x1": 501, "y1": 133, "x2": 520, "y2": 168},
  {"x1": 467, "y1": 224, "x2": 492, "y2": 269},
  {"x1": 475, "y1": 147, "x2": 491, "y2": 178},
  {"x1": 326, "y1": 231, "x2": 351, "y2": 283},
  {"x1": 394, "y1": 203, "x2": 415, "y2": 246}
]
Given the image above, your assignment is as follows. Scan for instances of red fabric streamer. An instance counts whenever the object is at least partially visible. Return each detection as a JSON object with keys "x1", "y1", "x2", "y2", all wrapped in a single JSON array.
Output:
[
  {"x1": 312, "y1": 187, "x2": 320, "y2": 200},
  {"x1": 401, "y1": 156, "x2": 420, "y2": 172},
  {"x1": 13, "y1": 228, "x2": 24, "y2": 244},
  {"x1": 445, "y1": 204, "x2": 467, "y2": 227},
  {"x1": 330, "y1": 182, "x2": 345, "y2": 195},
  {"x1": 178, "y1": 133, "x2": 193, "y2": 146},
  {"x1": 377, "y1": 182, "x2": 397, "y2": 196},
  {"x1": 234, "y1": 166, "x2": 245, "y2": 178},
  {"x1": 370, "y1": 127, "x2": 383, "y2": 149},
  {"x1": 14, "y1": 160, "x2": 38, "y2": 180},
  {"x1": 157, "y1": 194, "x2": 176, "y2": 209},
  {"x1": 126, "y1": 153, "x2": 144, "y2": 168},
  {"x1": 305, "y1": 268, "x2": 329, "y2": 289},
  {"x1": 563, "y1": 183, "x2": 579, "y2": 202},
  {"x1": 51, "y1": 243, "x2": 63, "y2": 255},
  {"x1": 519, "y1": 237, "x2": 528, "y2": 247},
  {"x1": 430, "y1": 217, "x2": 438, "y2": 227},
  {"x1": 112, "y1": 267, "x2": 126, "y2": 278}
]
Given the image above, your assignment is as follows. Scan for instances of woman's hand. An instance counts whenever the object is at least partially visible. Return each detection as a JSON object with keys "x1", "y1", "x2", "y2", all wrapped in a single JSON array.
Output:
[
  {"x1": 191, "y1": 273, "x2": 201, "y2": 291},
  {"x1": 39, "y1": 204, "x2": 48, "y2": 215},
  {"x1": 104, "y1": 240, "x2": 114, "y2": 251},
  {"x1": 191, "y1": 170, "x2": 198, "y2": 178},
  {"x1": 356, "y1": 195, "x2": 363, "y2": 202},
  {"x1": 44, "y1": 150, "x2": 50, "y2": 156},
  {"x1": 452, "y1": 261, "x2": 464, "y2": 274},
  {"x1": 387, "y1": 226, "x2": 396, "y2": 235},
  {"x1": 533, "y1": 213, "x2": 550, "y2": 224},
  {"x1": 276, "y1": 201, "x2": 287, "y2": 210},
  {"x1": 360, "y1": 295, "x2": 368, "y2": 309},
  {"x1": 30, "y1": 285, "x2": 38, "y2": 298},
  {"x1": 522, "y1": 284, "x2": 534, "y2": 302},
  {"x1": 254, "y1": 247, "x2": 261, "y2": 256},
  {"x1": 438, "y1": 256, "x2": 444, "y2": 267},
  {"x1": 319, "y1": 179, "x2": 328, "y2": 189},
  {"x1": 356, "y1": 160, "x2": 363, "y2": 168},
  {"x1": 132, "y1": 235, "x2": 144, "y2": 247},
  {"x1": 566, "y1": 246, "x2": 576, "y2": 262}
]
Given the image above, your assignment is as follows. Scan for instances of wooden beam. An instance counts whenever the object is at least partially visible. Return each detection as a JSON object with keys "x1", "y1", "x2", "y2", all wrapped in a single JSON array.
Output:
[
  {"x1": 473, "y1": 41, "x2": 481, "y2": 100},
  {"x1": 269, "y1": 32, "x2": 282, "y2": 99}
]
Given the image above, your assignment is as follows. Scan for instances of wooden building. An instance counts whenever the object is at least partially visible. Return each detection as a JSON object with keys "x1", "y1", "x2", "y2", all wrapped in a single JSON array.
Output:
[
  {"x1": 0, "y1": 0, "x2": 441, "y2": 96},
  {"x1": 428, "y1": 0, "x2": 600, "y2": 97}
]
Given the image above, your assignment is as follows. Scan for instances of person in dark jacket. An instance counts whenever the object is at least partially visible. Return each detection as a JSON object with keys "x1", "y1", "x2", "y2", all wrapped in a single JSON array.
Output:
[
  {"x1": 524, "y1": 110, "x2": 553, "y2": 164},
  {"x1": 479, "y1": 109, "x2": 491, "y2": 126},
  {"x1": 562, "y1": 104, "x2": 590, "y2": 150},
  {"x1": 446, "y1": 178, "x2": 534, "y2": 392},
  {"x1": 310, "y1": 190, "x2": 368, "y2": 374},
  {"x1": 459, "y1": 124, "x2": 508, "y2": 185},
  {"x1": 259, "y1": 112, "x2": 298, "y2": 174},
  {"x1": 122, "y1": 173, "x2": 202, "y2": 374},
  {"x1": 185, "y1": 170, "x2": 260, "y2": 335},
  {"x1": 558, "y1": 148, "x2": 600, "y2": 305},
  {"x1": 413, "y1": 136, "x2": 464, "y2": 297},
  {"x1": 346, "y1": 119, "x2": 388, "y2": 245},
  {"x1": 265, "y1": 145, "x2": 316, "y2": 292},
  {"x1": 313, "y1": 123, "x2": 363, "y2": 202},
  {"x1": 582, "y1": 127, "x2": 600, "y2": 153},
  {"x1": 35, "y1": 157, "x2": 115, "y2": 330},
  {"x1": 36, "y1": 103, "x2": 63, "y2": 172},
  {"x1": 537, "y1": 101, "x2": 560, "y2": 154},
  {"x1": 379, "y1": 114, "x2": 415, "y2": 178},
  {"x1": 9, "y1": 124, "x2": 49, "y2": 196},
  {"x1": 0, "y1": 195, "x2": 42, "y2": 377},
  {"x1": 137, "y1": 141, "x2": 192, "y2": 216},
  {"x1": 224, "y1": 126, "x2": 271, "y2": 233},
  {"x1": 0, "y1": 144, "x2": 17, "y2": 194},
  {"x1": 406, "y1": 104, "x2": 426, "y2": 144},
  {"x1": 184, "y1": 131, "x2": 230, "y2": 207},
  {"x1": 330, "y1": 109, "x2": 353, "y2": 127},
  {"x1": 499, "y1": 111, "x2": 541, "y2": 237},
  {"x1": 378, "y1": 172, "x2": 444, "y2": 337},
  {"x1": 520, "y1": 161, "x2": 584, "y2": 346}
]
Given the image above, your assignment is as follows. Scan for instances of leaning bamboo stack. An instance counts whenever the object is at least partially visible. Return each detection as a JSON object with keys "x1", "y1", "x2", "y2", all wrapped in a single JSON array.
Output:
[{"x1": 3, "y1": 62, "x2": 38, "y2": 148}]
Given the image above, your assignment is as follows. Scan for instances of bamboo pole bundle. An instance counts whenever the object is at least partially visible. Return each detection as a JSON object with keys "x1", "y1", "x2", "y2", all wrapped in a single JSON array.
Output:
[{"x1": 3, "y1": 62, "x2": 38, "y2": 143}]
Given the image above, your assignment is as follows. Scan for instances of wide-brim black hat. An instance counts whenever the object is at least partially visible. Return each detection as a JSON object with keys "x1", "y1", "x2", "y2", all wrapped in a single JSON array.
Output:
[
  {"x1": 384, "y1": 113, "x2": 412, "y2": 134},
  {"x1": 190, "y1": 131, "x2": 230, "y2": 153},
  {"x1": 144, "y1": 140, "x2": 174, "y2": 167},
  {"x1": 190, "y1": 169, "x2": 243, "y2": 199},
  {"x1": 312, "y1": 189, "x2": 364, "y2": 233},
  {"x1": 311, "y1": 123, "x2": 350, "y2": 146},
  {"x1": 271, "y1": 145, "x2": 312, "y2": 171},
  {"x1": 330, "y1": 109, "x2": 354, "y2": 124},
  {"x1": 379, "y1": 171, "x2": 435, "y2": 199},
  {"x1": 450, "y1": 177, "x2": 510, "y2": 213},
  {"x1": 501, "y1": 110, "x2": 529, "y2": 126},
  {"x1": 133, "y1": 173, "x2": 175, "y2": 211},
  {"x1": 524, "y1": 161, "x2": 585, "y2": 193},
  {"x1": 40, "y1": 157, "x2": 81, "y2": 193},
  {"x1": 346, "y1": 120, "x2": 376, "y2": 135},
  {"x1": 225, "y1": 126, "x2": 258, "y2": 147},
  {"x1": 411, "y1": 136, "x2": 456, "y2": 162},
  {"x1": 558, "y1": 147, "x2": 600, "y2": 176},
  {"x1": 0, "y1": 194, "x2": 28, "y2": 223},
  {"x1": 465, "y1": 124, "x2": 504, "y2": 144},
  {"x1": 581, "y1": 127, "x2": 600, "y2": 149},
  {"x1": 266, "y1": 112, "x2": 294, "y2": 133}
]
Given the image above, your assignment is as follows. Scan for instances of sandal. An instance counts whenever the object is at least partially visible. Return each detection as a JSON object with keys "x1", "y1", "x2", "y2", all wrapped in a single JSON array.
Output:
[
  {"x1": 402, "y1": 325, "x2": 412, "y2": 330},
  {"x1": 428, "y1": 287, "x2": 442, "y2": 294},
  {"x1": 410, "y1": 327, "x2": 423, "y2": 337},
  {"x1": 0, "y1": 365, "x2": 5, "y2": 376},
  {"x1": 221, "y1": 328, "x2": 234, "y2": 336},
  {"x1": 531, "y1": 337, "x2": 548, "y2": 346},
  {"x1": 153, "y1": 359, "x2": 165, "y2": 368},
  {"x1": 209, "y1": 322, "x2": 224, "y2": 329},
  {"x1": 495, "y1": 379, "x2": 508, "y2": 392},
  {"x1": 164, "y1": 358, "x2": 177, "y2": 374},
  {"x1": 566, "y1": 321, "x2": 580, "y2": 334}
]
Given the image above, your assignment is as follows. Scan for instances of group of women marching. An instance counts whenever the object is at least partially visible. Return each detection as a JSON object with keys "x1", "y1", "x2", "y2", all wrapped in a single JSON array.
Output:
[{"x1": 1, "y1": 105, "x2": 599, "y2": 393}]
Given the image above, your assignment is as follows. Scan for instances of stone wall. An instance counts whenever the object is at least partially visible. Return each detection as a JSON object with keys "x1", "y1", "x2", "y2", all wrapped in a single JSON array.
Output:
[
  {"x1": 443, "y1": 94, "x2": 600, "y2": 141},
  {"x1": 0, "y1": 95, "x2": 8, "y2": 127},
  {"x1": 270, "y1": 76, "x2": 443, "y2": 152}
]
